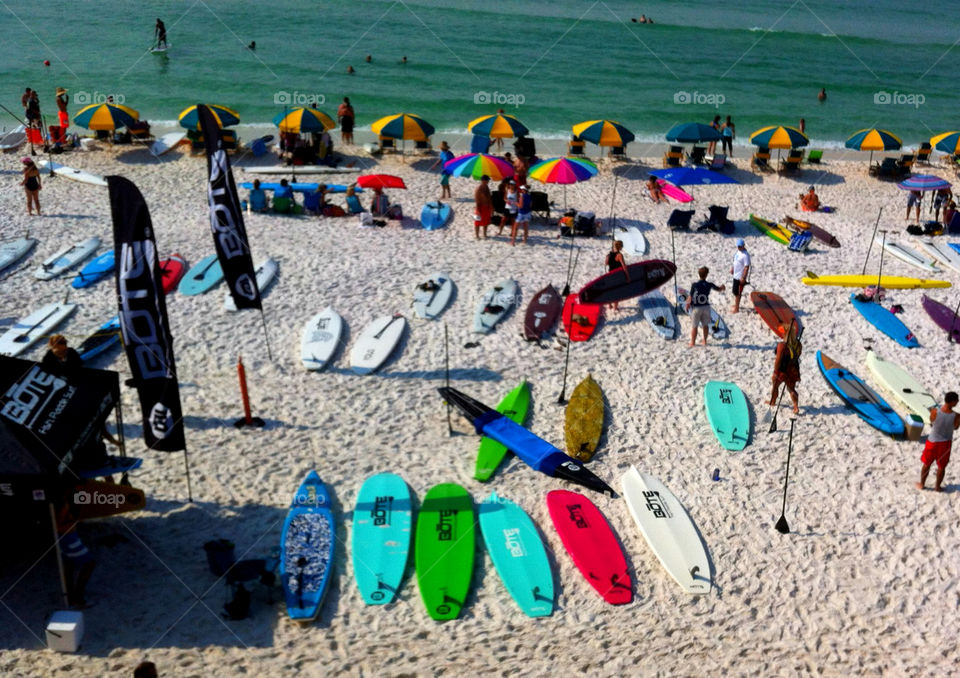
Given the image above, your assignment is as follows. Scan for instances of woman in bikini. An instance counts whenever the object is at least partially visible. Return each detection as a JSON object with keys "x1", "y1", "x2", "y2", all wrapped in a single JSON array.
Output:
[{"x1": 21, "y1": 157, "x2": 41, "y2": 215}]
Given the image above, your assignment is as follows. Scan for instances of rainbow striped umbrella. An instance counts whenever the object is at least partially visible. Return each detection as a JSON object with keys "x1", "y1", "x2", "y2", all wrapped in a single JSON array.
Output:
[
  {"x1": 371, "y1": 113, "x2": 435, "y2": 140},
  {"x1": 468, "y1": 113, "x2": 528, "y2": 139},
  {"x1": 443, "y1": 153, "x2": 514, "y2": 181},
  {"x1": 72, "y1": 102, "x2": 139, "y2": 131},
  {"x1": 750, "y1": 125, "x2": 808, "y2": 149},
  {"x1": 897, "y1": 174, "x2": 951, "y2": 191},
  {"x1": 930, "y1": 131, "x2": 960, "y2": 155},
  {"x1": 273, "y1": 107, "x2": 336, "y2": 133},
  {"x1": 179, "y1": 104, "x2": 240, "y2": 130},
  {"x1": 572, "y1": 119, "x2": 635, "y2": 147},
  {"x1": 528, "y1": 157, "x2": 598, "y2": 209}
]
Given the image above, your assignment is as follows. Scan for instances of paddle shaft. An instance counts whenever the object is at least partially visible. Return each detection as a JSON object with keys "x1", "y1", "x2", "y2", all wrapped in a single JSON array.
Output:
[
  {"x1": 670, "y1": 226, "x2": 679, "y2": 315},
  {"x1": 953, "y1": 296, "x2": 960, "y2": 342},
  {"x1": 14, "y1": 306, "x2": 61, "y2": 341},
  {"x1": 557, "y1": 327, "x2": 572, "y2": 405},
  {"x1": 862, "y1": 207, "x2": 883, "y2": 275},
  {"x1": 776, "y1": 418, "x2": 796, "y2": 534},
  {"x1": 875, "y1": 230, "x2": 887, "y2": 303},
  {"x1": 444, "y1": 322, "x2": 452, "y2": 435},
  {"x1": 373, "y1": 315, "x2": 400, "y2": 340},
  {"x1": 193, "y1": 256, "x2": 218, "y2": 279}
]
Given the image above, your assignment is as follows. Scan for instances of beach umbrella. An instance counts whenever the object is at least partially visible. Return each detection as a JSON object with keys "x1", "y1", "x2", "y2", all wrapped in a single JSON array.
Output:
[
  {"x1": 357, "y1": 174, "x2": 406, "y2": 190},
  {"x1": 666, "y1": 122, "x2": 720, "y2": 143},
  {"x1": 72, "y1": 102, "x2": 139, "y2": 130},
  {"x1": 273, "y1": 107, "x2": 336, "y2": 133},
  {"x1": 468, "y1": 113, "x2": 529, "y2": 139},
  {"x1": 750, "y1": 126, "x2": 808, "y2": 150},
  {"x1": 528, "y1": 156, "x2": 597, "y2": 209},
  {"x1": 178, "y1": 104, "x2": 240, "y2": 130},
  {"x1": 845, "y1": 128, "x2": 901, "y2": 164},
  {"x1": 573, "y1": 120, "x2": 635, "y2": 147},
  {"x1": 443, "y1": 153, "x2": 514, "y2": 181},
  {"x1": 371, "y1": 113, "x2": 435, "y2": 141},
  {"x1": 649, "y1": 167, "x2": 739, "y2": 186},
  {"x1": 896, "y1": 175, "x2": 950, "y2": 191},
  {"x1": 930, "y1": 131, "x2": 960, "y2": 155}
]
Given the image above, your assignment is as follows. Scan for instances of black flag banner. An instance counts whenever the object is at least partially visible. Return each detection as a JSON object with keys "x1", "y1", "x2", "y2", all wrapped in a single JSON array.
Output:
[
  {"x1": 198, "y1": 103, "x2": 261, "y2": 311},
  {"x1": 107, "y1": 176, "x2": 186, "y2": 452}
]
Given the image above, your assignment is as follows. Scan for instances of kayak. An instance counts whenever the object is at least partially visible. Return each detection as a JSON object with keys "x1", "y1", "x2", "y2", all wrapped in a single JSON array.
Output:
[{"x1": 749, "y1": 214, "x2": 791, "y2": 246}]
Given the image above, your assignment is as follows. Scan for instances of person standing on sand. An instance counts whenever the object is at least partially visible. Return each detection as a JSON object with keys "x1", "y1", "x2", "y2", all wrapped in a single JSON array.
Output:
[
  {"x1": 769, "y1": 322, "x2": 802, "y2": 415},
  {"x1": 493, "y1": 108, "x2": 506, "y2": 150},
  {"x1": 720, "y1": 116, "x2": 735, "y2": 156},
  {"x1": 338, "y1": 97, "x2": 355, "y2": 146},
  {"x1": 906, "y1": 190, "x2": 922, "y2": 223},
  {"x1": 685, "y1": 266, "x2": 724, "y2": 347},
  {"x1": 606, "y1": 240, "x2": 628, "y2": 311},
  {"x1": 430, "y1": 140, "x2": 454, "y2": 199},
  {"x1": 730, "y1": 238, "x2": 750, "y2": 313},
  {"x1": 474, "y1": 175, "x2": 492, "y2": 239},
  {"x1": 55, "y1": 87, "x2": 69, "y2": 131},
  {"x1": 21, "y1": 157, "x2": 41, "y2": 215},
  {"x1": 513, "y1": 184, "x2": 532, "y2": 246},
  {"x1": 917, "y1": 392, "x2": 959, "y2": 492},
  {"x1": 708, "y1": 115, "x2": 721, "y2": 156}
]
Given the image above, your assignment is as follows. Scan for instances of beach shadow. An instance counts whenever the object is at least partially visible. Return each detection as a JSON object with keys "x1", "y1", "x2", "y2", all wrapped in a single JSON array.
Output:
[
  {"x1": 610, "y1": 163, "x2": 650, "y2": 181},
  {"x1": 36, "y1": 213, "x2": 100, "y2": 219},
  {"x1": 793, "y1": 169, "x2": 846, "y2": 186},
  {"x1": 114, "y1": 148, "x2": 173, "y2": 165},
  {"x1": 613, "y1": 217, "x2": 656, "y2": 233},
  {"x1": 723, "y1": 167, "x2": 765, "y2": 185}
]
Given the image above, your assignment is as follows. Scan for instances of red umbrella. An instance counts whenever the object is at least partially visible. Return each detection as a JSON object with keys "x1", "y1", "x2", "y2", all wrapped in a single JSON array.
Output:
[{"x1": 356, "y1": 174, "x2": 406, "y2": 190}]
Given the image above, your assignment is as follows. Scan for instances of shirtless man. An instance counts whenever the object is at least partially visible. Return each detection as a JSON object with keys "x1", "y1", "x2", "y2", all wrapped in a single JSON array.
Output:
[{"x1": 474, "y1": 175, "x2": 492, "y2": 239}]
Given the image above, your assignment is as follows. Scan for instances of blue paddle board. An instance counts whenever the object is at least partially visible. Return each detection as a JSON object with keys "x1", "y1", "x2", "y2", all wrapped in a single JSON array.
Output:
[
  {"x1": 72, "y1": 250, "x2": 115, "y2": 288},
  {"x1": 239, "y1": 181, "x2": 360, "y2": 194},
  {"x1": 280, "y1": 470, "x2": 335, "y2": 622},
  {"x1": 178, "y1": 254, "x2": 224, "y2": 296},
  {"x1": 351, "y1": 473, "x2": 413, "y2": 605},
  {"x1": 421, "y1": 201, "x2": 452, "y2": 230},
  {"x1": 817, "y1": 351, "x2": 904, "y2": 436},
  {"x1": 849, "y1": 293, "x2": 919, "y2": 348},
  {"x1": 478, "y1": 492, "x2": 554, "y2": 617},
  {"x1": 949, "y1": 243, "x2": 960, "y2": 257},
  {"x1": 77, "y1": 315, "x2": 121, "y2": 362}
]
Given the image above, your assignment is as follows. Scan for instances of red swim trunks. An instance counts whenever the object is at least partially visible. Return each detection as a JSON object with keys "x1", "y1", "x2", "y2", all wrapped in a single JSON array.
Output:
[
  {"x1": 921, "y1": 439, "x2": 951, "y2": 468},
  {"x1": 475, "y1": 205, "x2": 491, "y2": 227}
]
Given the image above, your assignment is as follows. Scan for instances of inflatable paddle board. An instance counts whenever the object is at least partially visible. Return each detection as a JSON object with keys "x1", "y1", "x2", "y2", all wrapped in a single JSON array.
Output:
[
  {"x1": 474, "y1": 381, "x2": 531, "y2": 481},
  {"x1": 412, "y1": 273, "x2": 453, "y2": 320},
  {"x1": 178, "y1": 254, "x2": 223, "y2": 295},
  {"x1": 817, "y1": 351, "x2": 904, "y2": 436},
  {"x1": 352, "y1": 473, "x2": 412, "y2": 605},
  {"x1": 749, "y1": 214, "x2": 791, "y2": 245},
  {"x1": 639, "y1": 289, "x2": 678, "y2": 339},
  {"x1": 865, "y1": 350, "x2": 937, "y2": 420},
  {"x1": 35, "y1": 236, "x2": 100, "y2": 280},
  {"x1": 421, "y1": 201, "x2": 452, "y2": 229},
  {"x1": 751, "y1": 291, "x2": 802, "y2": 339},
  {"x1": 150, "y1": 131, "x2": 186, "y2": 156},
  {"x1": 613, "y1": 226, "x2": 648, "y2": 255},
  {"x1": 523, "y1": 284, "x2": 562, "y2": 341},
  {"x1": 37, "y1": 159, "x2": 107, "y2": 186},
  {"x1": 473, "y1": 279, "x2": 518, "y2": 334},
  {"x1": 245, "y1": 165, "x2": 361, "y2": 175},
  {"x1": 414, "y1": 483, "x2": 475, "y2": 620},
  {"x1": 72, "y1": 250, "x2": 115, "y2": 288},
  {"x1": 350, "y1": 314, "x2": 406, "y2": 374},
  {"x1": 562, "y1": 294, "x2": 601, "y2": 342},
  {"x1": 0, "y1": 237, "x2": 37, "y2": 274},
  {"x1": 703, "y1": 381, "x2": 750, "y2": 450},
  {"x1": 300, "y1": 307, "x2": 343, "y2": 371},
  {"x1": 0, "y1": 124, "x2": 26, "y2": 151},
  {"x1": 280, "y1": 470, "x2": 335, "y2": 622},
  {"x1": 238, "y1": 181, "x2": 361, "y2": 193},
  {"x1": 76, "y1": 315, "x2": 122, "y2": 362},
  {"x1": 921, "y1": 294, "x2": 960, "y2": 341},
  {"x1": 0, "y1": 302, "x2": 77, "y2": 357},
  {"x1": 578, "y1": 260, "x2": 676, "y2": 305},
  {"x1": 564, "y1": 375, "x2": 604, "y2": 461},
  {"x1": 802, "y1": 272, "x2": 950, "y2": 289},
  {"x1": 224, "y1": 257, "x2": 277, "y2": 311},
  {"x1": 850, "y1": 293, "x2": 919, "y2": 347}
]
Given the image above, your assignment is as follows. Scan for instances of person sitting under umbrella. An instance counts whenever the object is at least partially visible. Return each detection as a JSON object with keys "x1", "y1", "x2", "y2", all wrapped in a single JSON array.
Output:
[
  {"x1": 370, "y1": 186, "x2": 402, "y2": 220},
  {"x1": 647, "y1": 176, "x2": 666, "y2": 203},
  {"x1": 798, "y1": 186, "x2": 820, "y2": 212}
]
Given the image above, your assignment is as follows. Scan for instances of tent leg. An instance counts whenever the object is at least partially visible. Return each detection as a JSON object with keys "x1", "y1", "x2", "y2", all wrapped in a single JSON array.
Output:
[{"x1": 49, "y1": 503, "x2": 70, "y2": 608}]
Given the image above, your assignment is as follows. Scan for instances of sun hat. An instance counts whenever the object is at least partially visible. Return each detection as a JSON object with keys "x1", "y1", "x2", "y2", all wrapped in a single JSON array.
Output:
[
  {"x1": 56, "y1": 87, "x2": 67, "y2": 95},
  {"x1": 21, "y1": 157, "x2": 32, "y2": 164},
  {"x1": 736, "y1": 238, "x2": 745, "y2": 247}
]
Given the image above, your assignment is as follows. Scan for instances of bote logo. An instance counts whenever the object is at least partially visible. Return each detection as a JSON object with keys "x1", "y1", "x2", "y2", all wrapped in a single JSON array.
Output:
[
  {"x1": 436, "y1": 509, "x2": 457, "y2": 541},
  {"x1": 372, "y1": 495, "x2": 393, "y2": 526},
  {"x1": 643, "y1": 490, "x2": 672, "y2": 519},
  {"x1": 567, "y1": 504, "x2": 589, "y2": 528}
]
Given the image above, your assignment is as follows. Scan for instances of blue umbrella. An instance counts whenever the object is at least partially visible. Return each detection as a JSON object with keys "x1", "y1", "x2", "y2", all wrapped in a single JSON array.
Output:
[
  {"x1": 650, "y1": 167, "x2": 739, "y2": 186},
  {"x1": 897, "y1": 174, "x2": 951, "y2": 191},
  {"x1": 666, "y1": 122, "x2": 720, "y2": 143}
]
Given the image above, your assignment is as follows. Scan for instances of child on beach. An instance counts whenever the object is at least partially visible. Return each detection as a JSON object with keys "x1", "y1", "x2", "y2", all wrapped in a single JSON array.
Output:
[
  {"x1": 720, "y1": 116, "x2": 735, "y2": 156},
  {"x1": 917, "y1": 392, "x2": 959, "y2": 492},
  {"x1": 21, "y1": 157, "x2": 41, "y2": 215},
  {"x1": 769, "y1": 322, "x2": 802, "y2": 415},
  {"x1": 708, "y1": 115, "x2": 721, "y2": 156},
  {"x1": 685, "y1": 266, "x2": 725, "y2": 347},
  {"x1": 730, "y1": 239, "x2": 750, "y2": 313}
]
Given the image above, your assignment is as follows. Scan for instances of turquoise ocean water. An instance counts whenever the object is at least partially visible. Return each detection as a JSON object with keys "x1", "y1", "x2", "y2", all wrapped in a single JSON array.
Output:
[{"x1": 2, "y1": 0, "x2": 958, "y2": 149}]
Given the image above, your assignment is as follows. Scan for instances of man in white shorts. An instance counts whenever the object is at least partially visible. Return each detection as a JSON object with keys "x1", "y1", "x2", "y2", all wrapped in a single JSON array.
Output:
[{"x1": 686, "y1": 266, "x2": 725, "y2": 347}]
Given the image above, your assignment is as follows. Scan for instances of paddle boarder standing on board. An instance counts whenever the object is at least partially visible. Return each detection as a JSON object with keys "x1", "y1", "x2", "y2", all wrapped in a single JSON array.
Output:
[
  {"x1": 155, "y1": 18, "x2": 168, "y2": 49},
  {"x1": 730, "y1": 238, "x2": 750, "y2": 313},
  {"x1": 917, "y1": 392, "x2": 959, "y2": 492},
  {"x1": 769, "y1": 324, "x2": 802, "y2": 415}
]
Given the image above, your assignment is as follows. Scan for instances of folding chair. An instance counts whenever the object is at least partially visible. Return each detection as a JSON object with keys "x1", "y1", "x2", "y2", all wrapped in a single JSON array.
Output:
[
  {"x1": 689, "y1": 146, "x2": 706, "y2": 165},
  {"x1": 667, "y1": 209, "x2": 695, "y2": 230},
  {"x1": 530, "y1": 191, "x2": 551, "y2": 223},
  {"x1": 707, "y1": 154, "x2": 726, "y2": 170},
  {"x1": 916, "y1": 142, "x2": 932, "y2": 165},
  {"x1": 751, "y1": 147, "x2": 772, "y2": 172},
  {"x1": 379, "y1": 136, "x2": 396, "y2": 153},
  {"x1": 609, "y1": 146, "x2": 627, "y2": 160},
  {"x1": 568, "y1": 137, "x2": 585, "y2": 156},
  {"x1": 806, "y1": 150, "x2": 823, "y2": 164}
]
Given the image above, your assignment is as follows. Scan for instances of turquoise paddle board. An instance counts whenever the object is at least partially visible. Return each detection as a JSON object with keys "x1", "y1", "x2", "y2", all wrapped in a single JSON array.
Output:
[
  {"x1": 421, "y1": 201, "x2": 452, "y2": 230},
  {"x1": 280, "y1": 470, "x2": 335, "y2": 622},
  {"x1": 178, "y1": 254, "x2": 224, "y2": 296},
  {"x1": 849, "y1": 293, "x2": 919, "y2": 348},
  {"x1": 238, "y1": 181, "x2": 360, "y2": 193},
  {"x1": 72, "y1": 250, "x2": 115, "y2": 288},
  {"x1": 703, "y1": 381, "x2": 750, "y2": 450},
  {"x1": 478, "y1": 492, "x2": 554, "y2": 617},
  {"x1": 351, "y1": 473, "x2": 413, "y2": 605}
]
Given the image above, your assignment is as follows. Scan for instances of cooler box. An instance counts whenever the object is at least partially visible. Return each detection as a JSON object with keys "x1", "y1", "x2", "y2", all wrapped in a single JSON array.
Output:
[
  {"x1": 46, "y1": 610, "x2": 84, "y2": 652},
  {"x1": 906, "y1": 415, "x2": 924, "y2": 442}
]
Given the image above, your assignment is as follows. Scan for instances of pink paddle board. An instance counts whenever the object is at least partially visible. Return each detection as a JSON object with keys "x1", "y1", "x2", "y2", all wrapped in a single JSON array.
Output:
[
  {"x1": 546, "y1": 489, "x2": 632, "y2": 605},
  {"x1": 657, "y1": 179, "x2": 693, "y2": 203}
]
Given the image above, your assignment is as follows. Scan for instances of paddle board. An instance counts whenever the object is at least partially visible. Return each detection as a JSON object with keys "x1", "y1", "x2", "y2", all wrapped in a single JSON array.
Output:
[
  {"x1": 865, "y1": 350, "x2": 937, "y2": 420},
  {"x1": 37, "y1": 159, "x2": 107, "y2": 186},
  {"x1": 783, "y1": 216, "x2": 840, "y2": 248},
  {"x1": 178, "y1": 254, "x2": 224, "y2": 295},
  {"x1": 802, "y1": 272, "x2": 950, "y2": 289},
  {"x1": 579, "y1": 260, "x2": 676, "y2": 305},
  {"x1": 877, "y1": 234, "x2": 938, "y2": 273},
  {"x1": 749, "y1": 214, "x2": 790, "y2": 246},
  {"x1": 564, "y1": 375, "x2": 604, "y2": 461},
  {"x1": 0, "y1": 124, "x2": 26, "y2": 151},
  {"x1": 0, "y1": 302, "x2": 77, "y2": 357},
  {"x1": 639, "y1": 289, "x2": 678, "y2": 339},
  {"x1": 0, "y1": 237, "x2": 37, "y2": 274},
  {"x1": 675, "y1": 288, "x2": 729, "y2": 339},
  {"x1": 350, "y1": 314, "x2": 406, "y2": 374},
  {"x1": 562, "y1": 294, "x2": 601, "y2": 342},
  {"x1": 352, "y1": 473, "x2": 412, "y2": 605},
  {"x1": 414, "y1": 483, "x2": 475, "y2": 620},
  {"x1": 817, "y1": 351, "x2": 904, "y2": 436},
  {"x1": 474, "y1": 381, "x2": 531, "y2": 481},
  {"x1": 620, "y1": 466, "x2": 711, "y2": 595},
  {"x1": 35, "y1": 236, "x2": 100, "y2": 280},
  {"x1": 703, "y1": 381, "x2": 750, "y2": 451},
  {"x1": 850, "y1": 293, "x2": 919, "y2": 347},
  {"x1": 421, "y1": 201, "x2": 452, "y2": 230},
  {"x1": 224, "y1": 257, "x2": 277, "y2": 311},
  {"x1": 72, "y1": 250, "x2": 115, "y2": 288},
  {"x1": 69, "y1": 479, "x2": 145, "y2": 521},
  {"x1": 478, "y1": 492, "x2": 554, "y2": 617},
  {"x1": 159, "y1": 254, "x2": 187, "y2": 294},
  {"x1": 750, "y1": 291, "x2": 802, "y2": 339},
  {"x1": 915, "y1": 238, "x2": 960, "y2": 274},
  {"x1": 614, "y1": 226, "x2": 649, "y2": 256},
  {"x1": 150, "y1": 131, "x2": 186, "y2": 156},
  {"x1": 950, "y1": 243, "x2": 960, "y2": 257},
  {"x1": 921, "y1": 294, "x2": 960, "y2": 341},
  {"x1": 74, "y1": 455, "x2": 143, "y2": 479},
  {"x1": 546, "y1": 489, "x2": 632, "y2": 605},
  {"x1": 238, "y1": 181, "x2": 361, "y2": 193},
  {"x1": 76, "y1": 315, "x2": 122, "y2": 362},
  {"x1": 523, "y1": 284, "x2": 562, "y2": 341},
  {"x1": 657, "y1": 179, "x2": 693, "y2": 203},
  {"x1": 245, "y1": 165, "x2": 361, "y2": 175},
  {"x1": 473, "y1": 279, "x2": 518, "y2": 334},
  {"x1": 412, "y1": 273, "x2": 454, "y2": 320},
  {"x1": 280, "y1": 470, "x2": 335, "y2": 622},
  {"x1": 300, "y1": 307, "x2": 343, "y2": 371}
]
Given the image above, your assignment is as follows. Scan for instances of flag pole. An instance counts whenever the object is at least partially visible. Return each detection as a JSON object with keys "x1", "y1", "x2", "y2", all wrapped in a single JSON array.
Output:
[{"x1": 258, "y1": 307, "x2": 274, "y2": 361}]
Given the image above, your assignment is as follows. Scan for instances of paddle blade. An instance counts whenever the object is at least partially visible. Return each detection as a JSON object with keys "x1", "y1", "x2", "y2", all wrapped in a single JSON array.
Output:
[
  {"x1": 768, "y1": 416, "x2": 778, "y2": 434},
  {"x1": 561, "y1": 284, "x2": 570, "y2": 297},
  {"x1": 775, "y1": 515, "x2": 790, "y2": 534}
]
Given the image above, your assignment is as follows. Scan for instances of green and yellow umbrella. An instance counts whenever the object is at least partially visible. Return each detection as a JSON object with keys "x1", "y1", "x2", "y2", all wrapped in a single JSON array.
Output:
[
  {"x1": 572, "y1": 119, "x2": 635, "y2": 147},
  {"x1": 468, "y1": 113, "x2": 529, "y2": 139},
  {"x1": 930, "y1": 131, "x2": 960, "y2": 155},
  {"x1": 371, "y1": 112, "x2": 435, "y2": 140},
  {"x1": 72, "y1": 102, "x2": 139, "y2": 130},
  {"x1": 273, "y1": 107, "x2": 336, "y2": 134},
  {"x1": 750, "y1": 125, "x2": 808, "y2": 150},
  {"x1": 179, "y1": 104, "x2": 240, "y2": 130}
]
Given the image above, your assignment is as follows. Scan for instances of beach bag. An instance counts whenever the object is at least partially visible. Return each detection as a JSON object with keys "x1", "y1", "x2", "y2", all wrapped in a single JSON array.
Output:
[
  {"x1": 906, "y1": 225, "x2": 924, "y2": 236},
  {"x1": 923, "y1": 221, "x2": 944, "y2": 236},
  {"x1": 358, "y1": 212, "x2": 374, "y2": 228}
]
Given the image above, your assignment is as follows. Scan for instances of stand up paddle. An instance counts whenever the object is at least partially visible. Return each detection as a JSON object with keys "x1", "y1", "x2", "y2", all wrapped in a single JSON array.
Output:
[
  {"x1": 556, "y1": 249, "x2": 582, "y2": 405},
  {"x1": 875, "y1": 229, "x2": 887, "y2": 302},
  {"x1": 765, "y1": 318, "x2": 796, "y2": 433},
  {"x1": 775, "y1": 418, "x2": 797, "y2": 534},
  {"x1": 13, "y1": 305, "x2": 61, "y2": 343},
  {"x1": 861, "y1": 207, "x2": 883, "y2": 275}
]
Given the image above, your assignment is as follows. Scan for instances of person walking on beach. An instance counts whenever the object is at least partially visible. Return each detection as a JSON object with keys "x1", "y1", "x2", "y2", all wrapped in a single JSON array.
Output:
[
  {"x1": 513, "y1": 184, "x2": 532, "y2": 246},
  {"x1": 917, "y1": 392, "x2": 960, "y2": 492},
  {"x1": 906, "y1": 190, "x2": 922, "y2": 223},
  {"x1": 685, "y1": 266, "x2": 724, "y2": 347},
  {"x1": 798, "y1": 118, "x2": 805, "y2": 134},
  {"x1": 21, "y1": 157, "x2": 41, "y2": 215},
  {"x1": 769, "y1": 322, "x2": 802, "y2": 415},
  {"x1": 23, "y1": 88, "x2": 41, "y2": 130},
  {"x1": 474, "y1": 175, "x2": 492, "y2": 239},
  {"x1": 155, "y1": 18, "x2": 168, "y2": 48},
  {"x1": 430, "y1": 140, "x2": 454, "y2": 199},
  {"x1": 338, "y1": 97, "x2": 355, "y2": 145},
  {"x1": 933, "y1": 187, "x2": 953, "y2": 223},
  {"x1": 493, "y1": 108, "x2": 506, "y2": 150},
  {"x1": 55, "y1": 87, "x2": 69, "y2": 132},
  {"x1": 730, "y1": 238, "x2": 750, "y2": 313},
  {"x1": 606, "y1": 240, "x2": 628, "y2": 311},
  {"x1": 707, "y1": 115, "x2": 721, "y2": 156},
  {"x1": 720, "y1": 116, "x2": 735, "y2": 156}
]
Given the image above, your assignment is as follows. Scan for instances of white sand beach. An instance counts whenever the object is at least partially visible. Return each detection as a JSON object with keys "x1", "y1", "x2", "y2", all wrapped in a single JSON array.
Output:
[{"x1": 1, "y1": 139, "x2": 959, "y2": 677}]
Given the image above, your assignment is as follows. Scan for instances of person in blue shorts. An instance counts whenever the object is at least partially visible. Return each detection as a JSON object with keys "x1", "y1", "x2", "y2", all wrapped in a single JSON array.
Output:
[{"x1": 430, "y1": 141, "x2": 454, "y2": 199}]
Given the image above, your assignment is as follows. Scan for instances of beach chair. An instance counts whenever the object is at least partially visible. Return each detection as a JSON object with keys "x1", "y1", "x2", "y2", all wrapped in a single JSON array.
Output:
[
  {"x1": 667, "y1": 209, "x2": 695, "y2": 231},
  {"x1": 609, "y1": 145, "x2": 627, "y2": 161},
  {"x1": 751, "y1": 147, "x2": 772, "y2": 172},
  {"x1": 470, "y1": 134, "x2": 491, "y2": 154},
  {"x1": 514, "y1": 136, "x2": 536, "y2": 160},
  {"x1": 897, "y1": 153, "x2": 914, "y2": 177},
  {"x1": 415, "y1": 137, "x2": 432, "y2": 153},
  {"x1": 806, "y1": 150, "x2": 823, "y2": 164},
  {"x1": 662, "y1": 148, "x2": 683, "y2": 167},
  {"x1": 707, "y1": 154, "x2": 727, "y2": 171},
  {"x1": 788, "y1": 231, "x2": 813, "y2": 252},
  {"x1": 568, "y1": 137, "x2": 585, "y2": 156},
  {"x1": 870, "y1": 157, "x2": 899, "y2": 179},
  {"x1": 127, "y1": 120, "x2": 152, "y2": 143},
  {"x1": 221, "y1": 129, "x2": 238, "y2": 151},
  {"x1": 689, "y1": 146, "x2": 706, "y2": 165},
  {"x1": 779, "y1": 150, "x2": 802, "y2": 174},
  {"x1": 378, "y1": 136, "x2": 396, "y2": 153},
  {"x1": 699, "y1": 205, "x2": 733, "y2": 234},
  {"x1": 530, "y1": 191, "x2": 551, "y2": 223},
  {"x1": 916, "y1": 142, "x2": 932, "y2": 165}
]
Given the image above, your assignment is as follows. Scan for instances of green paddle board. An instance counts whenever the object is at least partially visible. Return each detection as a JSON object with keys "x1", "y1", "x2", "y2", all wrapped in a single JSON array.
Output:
[
  {"x1": 703, "y1": 380, "x2": 750, "y2": 450},
  {"x1": 414, "y1": 483, "x2": 475, "y2": 620},
  {"x1": 473, "y1": 381, "x2": 530, "y2": 481}
]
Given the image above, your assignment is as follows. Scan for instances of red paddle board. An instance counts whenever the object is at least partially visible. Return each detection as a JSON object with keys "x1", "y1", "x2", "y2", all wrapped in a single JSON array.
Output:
[
  {"x1": 159, "y1": 254, "x2": 187, "y2": 295},
  {"x1": 562, "y1": 294, "x2": 601, "y2": 342},
  {"x1": 547, "y1": 489, "x2": 632, "y2": 605},
  {"x1": 750, "y1": 291, "x2": 802, "y2": 339}
]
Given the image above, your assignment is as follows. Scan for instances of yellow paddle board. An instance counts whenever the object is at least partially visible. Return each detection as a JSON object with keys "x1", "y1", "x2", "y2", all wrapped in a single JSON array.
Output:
[
  {"x1": 564, "y1": 375, "x2": 604, "y2": 461},
  {"x1": 802, "y1": 272, "x2": 950, "y2": 289}
]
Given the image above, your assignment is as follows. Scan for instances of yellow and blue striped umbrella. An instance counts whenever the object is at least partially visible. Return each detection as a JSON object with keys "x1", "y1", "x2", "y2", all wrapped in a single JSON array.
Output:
[
  {"x1": 468, "y1": 113, "x2": 528, "y2": 139},
  {"x1": 273, "y1": 107, "x2": 336, "y2": 133},
  {"x1": 930, "y1": 131, "x2": 960, "y2": 155},
  {"x1": 72, "y1": 103, "x2": 139, "y2": 131},
  {"x1": 845, "y1": 128, "x2": 901, "y2": 152},
  {"x1": 179, "y1": 104, "x2": 240, "y2": 130},
  {"x1": 572, "y1": 120, "x2": 635, "y2": 147},
  {"x1": 371, "y1": 113, "x2": 435, "y2": 140},
  {"x1": 750, "y1": 125, "x2": 808, "y2": 149}
]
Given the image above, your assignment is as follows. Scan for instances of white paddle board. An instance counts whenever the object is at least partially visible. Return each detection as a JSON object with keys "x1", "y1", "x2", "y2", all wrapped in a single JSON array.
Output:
[
  {"x1": 865, "y1": 350, "x2": 937, "y2": 420},
  {"x1": 37, "y1": 159, "x2": 107, "y2": 186},
  {"x1": 620, "y1": 466, "x2": 711, "y2": 595},
  {"x1": 224, "y1": 257, "x2": 278, "y2": 311},
  {"x1": 876, "y1": 234, "x2": 938, "y2": 273},
  {"x1": 0, "y1": 237, "x2": 37, "y2": 273},
  {"x1": 614, "y1": 226, "x2": 648, "y2": 256},
  {"x1": 245, "y1": 165, "x2": 361, "y2": 175},
  {"x1": 350, "y1": 314, "x2": 406, "y2": 374},
  {"x1": 150, "y1": 131, "x2": 186, "y2": 156},
  {"x1": 675, "y1": 288, "x2": 729, "y2": 339},
  {"x1": 0, "y1": 125, "x2": 26, "y2": 151},
  {"x1": 412, "y1": 273, "x2": 453, "y2": 320},
  {"x1": 915, "y1": 238, "x2": 960, "y2": 275},
  {"x1": 300, "y1": 307, "x2": 343, "y2": 371},
  {"x1": 0, "y1": 302, "x2": 77, "y2": 357},
  {"x1": 473, "y1": 279, "x2": 518, "y2": 334},
  {"x1": 639, "y1": 289, "x2": 678, "y2": 339},
  {"x1": 34, "y1": 236, "x2": 100, "y2": 280}
]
